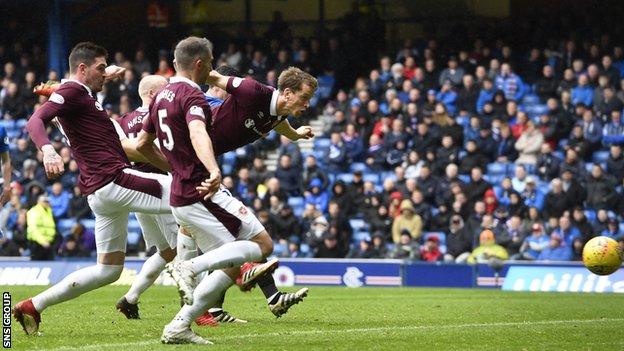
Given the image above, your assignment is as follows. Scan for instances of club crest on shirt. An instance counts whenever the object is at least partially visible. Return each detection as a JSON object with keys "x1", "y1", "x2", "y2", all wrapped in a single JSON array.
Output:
[
  {"x1": 244, "y1": 118, "x2": 255, "y2": 128},
  {"x1": 49, "y1": 92, "x2": 64, "y2": 104},
  {"x1": 238, "y1": 206, "x2": 248, "y2": 216},
  {"x1": 189, "y1": 106, "x2": 205, "y2": 119},
  {"x1": 94, "y1": 101, "x2": 104, "y2": 111}
]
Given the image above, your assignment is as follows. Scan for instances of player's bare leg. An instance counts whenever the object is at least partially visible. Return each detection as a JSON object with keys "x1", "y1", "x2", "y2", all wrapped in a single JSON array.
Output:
[
  {"x1": 15, "y1": 252, "x2": 125, "y2": 335},
  {"x1": 117, "y1": 247, "x2": 177, "y2": 319}
]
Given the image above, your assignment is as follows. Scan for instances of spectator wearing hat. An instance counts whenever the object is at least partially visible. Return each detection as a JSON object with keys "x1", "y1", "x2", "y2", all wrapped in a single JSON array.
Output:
[
  {"x1": 518, "y1": 223, "x2": 550, "y2": 260},
  {"x1": 391, "y1": 199, "x2": 423, "y2": 244},
  {"x1": 371, "y1": 232, "x2": 388, "y2": 258},
  {"x1": 389, "y1": 230, "x2": 420, "y2": 259},
  {"x1": 467, "y1": 229, "x2": 509, "y2": 264},
  {"x1": 27, "y1": 195, "x2": 57, "y2": 260},
  {"x1": 537, "y1": 232, "x2": 573, "y2": 261},
  {"x1": 420, "y1": 235, "x2": 443, "y2": 262},
  {"x1": 515, "y1": 120, "x2": 544, "y2": 165},
  {"x1": 600, "y1": 218, "x2": 621, "y2": 239}
]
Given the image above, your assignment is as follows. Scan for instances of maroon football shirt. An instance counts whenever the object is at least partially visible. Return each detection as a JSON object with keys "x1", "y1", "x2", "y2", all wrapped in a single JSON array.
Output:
[
  {"x1": 118, "y1": 107, "x2": 164, "y2": 174},
  {"x1": 210, "y1": 77, "x2": 287, "y2": 155},
  {"x1": 142, "y1": 76, "x2": 212, "y2": 207},
  {"x1": 26, "y1": 80, "x2": 130, "y2": 195}
]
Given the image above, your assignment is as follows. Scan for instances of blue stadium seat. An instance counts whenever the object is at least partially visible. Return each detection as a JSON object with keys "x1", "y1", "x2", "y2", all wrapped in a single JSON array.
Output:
[
  {"x1": 558, "y1": 139, "x2": 568, "y2": 150},
  {"x1": 349, "y1": 162, "x2": 369, "y2": 173},
  {"x1": 585, "y1": 163, "x2": 595, "y2": 172},
  {"x1": 0, "y1": 120, "x2": 15, "y2": 130},
  {"x1": 458, "y1": 174, "x2": 470, "y2": 183},
  {"x1": 292, "y1": 205, "x2": 304, "y2": 217},
  {"x1": 487, "y1": 162, "x2": 507, "y2": 176},
  {"x1": 553, "y1": 151, "x2": 564, "y2": 160},
  {"x1": 593, "y1": 151, "x2": 610, "y2": 164},
  {"x1": 584, "y1": 210, "x2": 597, "y2": 223},
  {"x1": 456, "y1": 115, "x2": 469, "y2": 127},
  {"x1": 353, "y1": 231, "x2": 371, "y2": 242},
  {"x1": 349, "y1": 219, "x2": 369, "y2": 232},
  {"x1": 483, "y1": 174, "x2": 504, "y2": 184},
  {"x1": 128, "y1": 219, "x2": 141, "y2": 234},
  {"x1": 127, "y1": 231, "x2": 141, "y2": 246},
  {"x1": 337, "y1": 173, "x2": 354, "y2": 183},
  {"x1": 15, "y1": 119, "x2": 27, "y2": 129},
  {"x1": 363, "y1": 174, "x2": 379, "y2": 184},
  {"x1": 300, "y1": 243, "x2": 311, "y2": 256},
  {"x1": 288, "y1": 197, "x2": 305, "y2": 208},
  {"x1": 222, "y1": 151, "x2": 236, "y2": 165},
  {"x1": 80, "y1": 219, "x2": 96, "y2": 231},
  {"x1": 314, "y1": 138, "x2": 331, "y2": 149},
  {"x1": 58, "y1": 218, "x2": 76, "y2": 235},
  {"x1": 522, "y1": 95, "x2": 539, "y2": 105},
  {"x1": 222, "y1": 163, "x2": 233, "y2": 176}
]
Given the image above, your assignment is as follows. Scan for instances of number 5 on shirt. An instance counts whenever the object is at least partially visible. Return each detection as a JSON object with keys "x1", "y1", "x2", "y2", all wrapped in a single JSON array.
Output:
[{"x1": 158, "y1": 109, "x2": 174, "y2": 150}]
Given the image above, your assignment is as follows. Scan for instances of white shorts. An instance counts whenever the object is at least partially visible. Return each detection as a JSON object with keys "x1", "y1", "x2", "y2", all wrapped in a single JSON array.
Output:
[
  {"x1": 87, "y1": 168, "x2": 173, "y2": 254},
  {"x1": 136, "y1": 212, "x2": 178, "y2": 252},
  {"x1": 171, "y1": 187, "x2": 265, "y2": 253}
]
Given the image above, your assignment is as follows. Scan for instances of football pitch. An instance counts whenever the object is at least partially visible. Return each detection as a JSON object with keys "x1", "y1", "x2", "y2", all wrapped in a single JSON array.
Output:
[{"x1": 6, "y1": 285, "x2": 624, "y2": 350}]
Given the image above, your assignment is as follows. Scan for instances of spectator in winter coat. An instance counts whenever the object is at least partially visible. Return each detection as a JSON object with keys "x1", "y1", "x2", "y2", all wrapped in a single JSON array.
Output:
[
  {"x1": 603, "y1": 110, "x2": 624, "y2": 146},
  {"x1": 515, "y1": 121, "x2": 544, "y2": 165},
  {"x1": 420, "y1": 235, "x2": 443, "y2": 262},
  {"x1": 391, "y1": 200, "x2": 423, "y2": 244},
  {"x1": 606, "y1": 145, "x2": 624, "y2": 183},
  {"x1": 444, "y1": 214, "x2": 473, "y2": 263},
  {"x1": 476, "y1": 79, "x2": 495, "y2": 114},
  {"x1": 304, "y1": 178, "x2": 330, "y2": 213},
  {"x1": 467, "y1": 229, "x2": 509, "y2": 263},
  {"x1": 536, "y1": 144, "x2": 561, "y2": 181},
  {"x1": 389, "y1": 231, "x2": 420, "y2": 259}
]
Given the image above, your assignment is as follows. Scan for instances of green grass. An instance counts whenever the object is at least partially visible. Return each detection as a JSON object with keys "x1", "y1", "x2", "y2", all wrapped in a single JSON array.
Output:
[{"x1": 5, "y1": 285, "x2": 624, "y2": 350}]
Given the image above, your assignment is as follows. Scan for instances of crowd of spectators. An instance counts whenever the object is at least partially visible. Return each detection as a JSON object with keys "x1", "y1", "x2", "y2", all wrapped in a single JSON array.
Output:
[{"x1": 1, "y1": 16, "x2": 624, "y2": 263}]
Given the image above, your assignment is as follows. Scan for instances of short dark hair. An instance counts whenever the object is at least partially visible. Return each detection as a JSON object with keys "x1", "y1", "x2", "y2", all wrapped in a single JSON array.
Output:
[
  {"x1": 215, "y1": 65, "x2": 242, "y2": 78},
  {"x1": 68, "y1": 42, "x2": 108, "y2": 73}
]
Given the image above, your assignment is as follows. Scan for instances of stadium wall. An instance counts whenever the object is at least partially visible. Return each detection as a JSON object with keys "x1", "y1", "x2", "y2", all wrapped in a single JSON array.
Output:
[{"x1": 0, "y1": 259, "x2": 622, "y2": 293}]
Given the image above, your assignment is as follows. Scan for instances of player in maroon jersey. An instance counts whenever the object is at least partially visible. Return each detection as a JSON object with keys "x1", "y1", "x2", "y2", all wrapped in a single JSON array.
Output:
[
  {"x1": 111, "y1": 75, "x2": 182, "y2": 319},
  {"x1": 190, "y1": 66, "x2": 316, "y2": 324},
  {"x1": 12, "y1": 42, "x2": 268, "y2": 340},
  {"x1": 13, "y1": 42, "x2": 172, "y2": 336},
  {"x1": 137, "y1": 37, "x2": 279, "y2": 344}
]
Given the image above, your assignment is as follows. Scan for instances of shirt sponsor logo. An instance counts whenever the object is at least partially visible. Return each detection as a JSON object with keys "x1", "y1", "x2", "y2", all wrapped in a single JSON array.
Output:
[
  {"x1": 95, "y1": 101, "x2": 104, "y2": 111},
  {"x1": 49, "y1": 92, "x2": 64, "y2": 104},
  {"x1": 189, "y1": 106, "x2": 205, "y2": 119}
]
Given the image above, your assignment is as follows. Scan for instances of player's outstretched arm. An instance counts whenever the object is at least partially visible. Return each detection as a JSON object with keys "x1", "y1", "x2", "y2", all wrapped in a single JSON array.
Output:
[
  {"x1": 188, "y1": 120, "x2": 221, "y2": 199},
  {"x1": 205, "y1": 70, "x2": 229, "y2": 90},
  {"x1": 274, "y1": 120, "x2": 315, "y2": 141},
  {"x1": 135, "y1": 131, "x2": 172, "y2": 172},
  {"x1": 26, "y1": 101, "x2": 65, "y2": 179}
]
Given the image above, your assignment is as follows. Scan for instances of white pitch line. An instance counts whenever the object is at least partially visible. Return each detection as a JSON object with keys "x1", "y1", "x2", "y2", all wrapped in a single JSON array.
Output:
[{"x1": 40, "y1": 317, "x2": 624, "y2": 351}]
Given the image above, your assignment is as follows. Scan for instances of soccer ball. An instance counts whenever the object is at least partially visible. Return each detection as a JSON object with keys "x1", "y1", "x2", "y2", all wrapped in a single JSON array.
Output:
[{"x1": 582, "y1": 236, "x2": 623, "y2": 275}]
